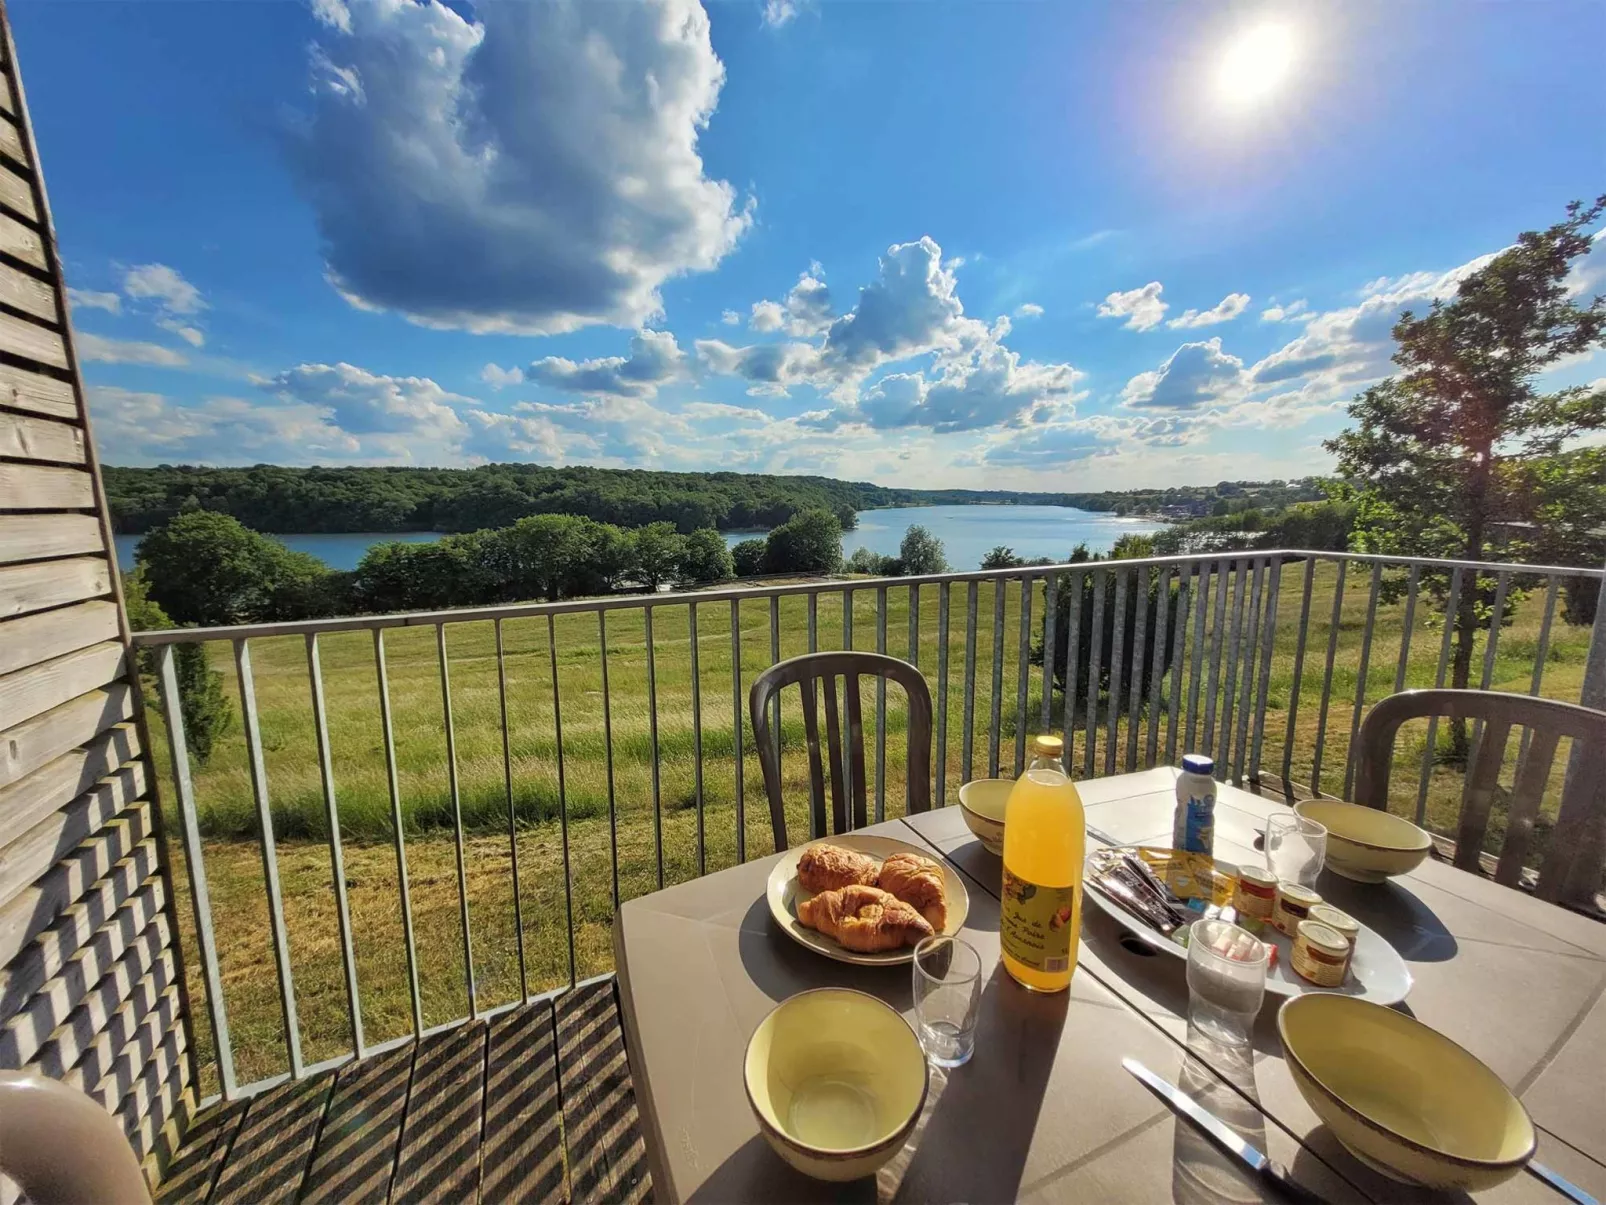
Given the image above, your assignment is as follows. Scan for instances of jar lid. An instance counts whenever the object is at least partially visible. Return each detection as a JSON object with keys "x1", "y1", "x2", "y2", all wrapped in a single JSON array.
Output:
[
  {"x1": 1030, "y1": 733, "x2": 1064, "y2": 758},
  {"x1": 1277, "y1": 882, "x2": 1322, "y2": 905},
  {"x1": 1309, "y1": 903, "x2": 1358, "y2": 934},
  {"x1": 1181, "y1": 754, "x2": 1214, "y2": 776},
  {"x1": 1239, "y1": 866, "x2": 1278, "y2": 889},
  {"x1": 1296, "y1": 920, "x2": 1349, "y2": 956}
]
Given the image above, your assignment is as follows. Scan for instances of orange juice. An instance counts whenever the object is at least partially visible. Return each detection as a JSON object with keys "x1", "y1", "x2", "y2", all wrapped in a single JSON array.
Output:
[{"x1": 1000, "y1": 733, "x2": 1086, "y2": 992}]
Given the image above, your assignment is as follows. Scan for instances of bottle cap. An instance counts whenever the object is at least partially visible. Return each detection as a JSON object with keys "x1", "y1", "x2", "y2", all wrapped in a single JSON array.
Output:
[
  {"x1": 1181, "y1": 753, "x2": 1214, "y2": 776},
  {"x1": 1030, "y1": 733, "x2": 1065, "y2": 758}
]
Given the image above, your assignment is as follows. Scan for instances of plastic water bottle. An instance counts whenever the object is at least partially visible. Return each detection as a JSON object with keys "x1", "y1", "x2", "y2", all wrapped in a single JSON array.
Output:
[{"x1": 1173, "y1": 754, "x2": 1216, "y2": 856}]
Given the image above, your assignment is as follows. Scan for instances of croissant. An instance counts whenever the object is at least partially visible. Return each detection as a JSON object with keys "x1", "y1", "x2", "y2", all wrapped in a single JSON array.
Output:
[
  {"x1": 796, "y1": 843, "x2": 882, "y2": 893},
  {"x1": 877, "y1": 851, "x2": 949, "y2": 932},
  {"x1": 797, "y1": 885, "x2": 934, "y2": 953}
]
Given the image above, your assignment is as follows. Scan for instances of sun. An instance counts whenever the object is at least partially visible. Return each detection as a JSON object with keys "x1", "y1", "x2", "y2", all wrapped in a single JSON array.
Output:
[{"x1": 1215, "y1": 21, "x2": 1298, "y2": 109}]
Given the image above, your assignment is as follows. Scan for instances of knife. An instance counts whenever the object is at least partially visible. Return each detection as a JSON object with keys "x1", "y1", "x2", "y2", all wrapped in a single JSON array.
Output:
[
  {"x1": 1123, "y1": 1058, "x2": 1326, "y2": 1204},
  {"x1": 1528, "y1": 1160, "x2": 1600, "y2": 1205}
]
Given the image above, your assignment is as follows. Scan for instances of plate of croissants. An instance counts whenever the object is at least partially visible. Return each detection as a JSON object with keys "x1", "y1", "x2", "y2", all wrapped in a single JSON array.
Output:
[{"x1": 766, "y1": 834, "x2": 971, "y2": 965}]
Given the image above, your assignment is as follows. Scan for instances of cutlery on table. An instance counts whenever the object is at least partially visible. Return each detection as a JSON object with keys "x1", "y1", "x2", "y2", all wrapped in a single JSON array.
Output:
[
  {"x1": 1528, "y1": 1160, "x2": 1600, "y2": 1205},
  {"x1": 1123, "y1": 1057, "x2": 1325, "y2": 1204}
]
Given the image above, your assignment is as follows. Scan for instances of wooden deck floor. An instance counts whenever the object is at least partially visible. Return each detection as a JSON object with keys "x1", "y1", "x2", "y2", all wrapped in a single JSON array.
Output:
[{"x1": 156, "y1": 978, "x2": 651, "y2": 1205}]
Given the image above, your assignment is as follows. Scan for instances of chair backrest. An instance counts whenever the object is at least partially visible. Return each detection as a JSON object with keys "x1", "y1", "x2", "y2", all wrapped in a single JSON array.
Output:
[
  {"x1": 1354, "y1": 688, "x2": 1606, "y2": 900},
  {"x1": 0, "y1": 1071, "x2": 151, "y2": 1204},
  {"x1": 748, "y1": 651, "x2": 933, "y2": 852}
]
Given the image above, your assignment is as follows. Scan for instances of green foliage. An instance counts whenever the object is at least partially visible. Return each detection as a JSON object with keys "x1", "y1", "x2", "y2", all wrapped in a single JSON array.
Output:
[
  {"x1": 730, "y1": 538, "x2": 768, "y2": 578},
  {"x1": 1153, "y1": 496, "x2": 1357, "y2": 557},
  {"x1": 633, "y1": 522, "x2": 688, "y2": 589},
  {"x1": 845, "y1": 547, "x2": 901, "y2": 575},
  {"x1": 1110, "y1": 532, "x2": 1157, "y2": 560},
  {"x1": 123, "y1": 570, "x2": 232, "y2": 764},
  {"x1": 678, "y1": 528, "x2": 735, "y2": 582},
  {"x1": 897, "y1": 525, "x2": 948, "y2": 575},
  {"x1": 981, "y1": 545, "x2": 1024, "y2": 570},
  {"x1": 1032, "y1": 554, "x2": 1181, "y2": 711},
  {"x1": 834, "y1": 504, "x2": 859, "y2": 531},
  {"x1": 763, "y1": 508, "x2": 843, "y2": 574},
  {"x1": 137, "y1": 511, "x2": 327, "y2": 627}
]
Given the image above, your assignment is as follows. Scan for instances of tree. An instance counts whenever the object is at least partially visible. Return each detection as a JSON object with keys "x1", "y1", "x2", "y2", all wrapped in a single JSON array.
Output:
[
  {"x1": 834, "y1": 504, "x2": 859, "y2": 531},
  {"x1": 633, "y1": 522, "x2": 687, "y2": 590},
  {"x1": 845, "y1": 546, "x2": 900, "y2": 575},
  {"x1": 731, "y1": 538, "x2": 768, "y2": 577},
  {"x1": 137, "y1": 511, "x2": 328, "y2": 627},
  {"x1": 1327, "y1": 197, "x2": 1606, "y2": 751},
  {"x1": 763, "y1": 509, "x2": 843, "y2": 574},
  {"x1": 1110, "y1": 532, "x2": 1157, "y2": 560},
  {"x1": 981, "y1": 545, "x2": 1024, "y2": 570},
  {"x1": 680, "y1": 528, "x2": 735, "y2": 582},
  {"x1": 898, "y1": 525, "x2": 948, "y2": 575},
  {"x1": 590, "y1": 523, "x2": 640, "y2": 592},
  {"x1": 124, "y1": 569, "x2": 231, "y2": 764}
]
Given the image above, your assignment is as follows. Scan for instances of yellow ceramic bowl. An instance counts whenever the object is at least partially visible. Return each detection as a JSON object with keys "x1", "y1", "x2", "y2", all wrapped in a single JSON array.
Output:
[
  {"x1": 1278, "y1": 994, "x2": 1534, "y2": 1191},
  {"x1": 744, "y1": 988, "x2": 928, "y2": 1182},
  {"x1": 1295, "y1": 799, "x2": 1432, "y2": 882},
  {"x1": 957, "y1": 778, "x2": 1012, "y2": 855}
]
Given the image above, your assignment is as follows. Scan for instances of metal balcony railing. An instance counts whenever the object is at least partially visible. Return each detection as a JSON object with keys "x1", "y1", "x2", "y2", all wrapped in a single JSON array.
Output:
[{"x1": 129, "y1": 548, "x2": 1605, "y2": 1104}]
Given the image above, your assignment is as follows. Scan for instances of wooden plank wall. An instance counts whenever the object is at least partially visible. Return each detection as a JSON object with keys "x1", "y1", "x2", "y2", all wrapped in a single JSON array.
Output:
[{"x1": 0, "y1": 3, "x2": 198, "y2": 1194}]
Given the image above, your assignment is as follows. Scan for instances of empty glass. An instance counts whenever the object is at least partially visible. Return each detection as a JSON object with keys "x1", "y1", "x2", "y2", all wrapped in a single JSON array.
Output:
[
  {"x1": 1186, "y1": 917, "x2": 1269, "y2": 1048},
  {"x1": 912, "y1": 936, "x2": 982, "y2": 1067},
  {"x1": 1265, "y1": 813, "x2": 1328, "y2": 888}
]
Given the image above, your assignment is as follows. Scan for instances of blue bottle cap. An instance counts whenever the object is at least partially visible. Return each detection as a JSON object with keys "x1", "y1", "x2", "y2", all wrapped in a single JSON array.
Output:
[{"x1": 1181, "y1": 754, "x2": 1214, "y2": 776}]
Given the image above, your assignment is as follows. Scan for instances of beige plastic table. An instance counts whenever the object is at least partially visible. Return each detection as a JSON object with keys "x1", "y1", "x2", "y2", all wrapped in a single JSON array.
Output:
[{"x1": 613, "y1": 769, "x2": 1606, "y2": 1203}]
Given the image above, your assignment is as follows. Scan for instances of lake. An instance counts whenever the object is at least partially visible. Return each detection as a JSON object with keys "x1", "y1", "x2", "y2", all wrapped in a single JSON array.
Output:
[{"x1": 113, "y1": 505, "x2": 1165, "y2": 573}]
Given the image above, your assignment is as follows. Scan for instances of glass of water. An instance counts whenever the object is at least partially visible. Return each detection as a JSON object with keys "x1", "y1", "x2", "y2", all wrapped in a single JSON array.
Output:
[
  {"x1": 912, "y1": 935, "x2": 982, "y2": 1067},
  {"x1": 1265, "y1": 813, "x2": 1328, "y2": 888},
  {"x1": 1186, "y1": 918, "x2": 1269, "y2": 1048}
]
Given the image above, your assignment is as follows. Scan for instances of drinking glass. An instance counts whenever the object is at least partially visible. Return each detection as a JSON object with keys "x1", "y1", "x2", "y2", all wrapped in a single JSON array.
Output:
[
  {"x1": 912, "y1": 936, "x2": 982, "y2": 1067},
  {"x1": 1265, "y1": 814, "x2": 1328, "y2": 888},
  {"x1": 1185, "y1": 917, "x2": 1269, "y2": 1048}
]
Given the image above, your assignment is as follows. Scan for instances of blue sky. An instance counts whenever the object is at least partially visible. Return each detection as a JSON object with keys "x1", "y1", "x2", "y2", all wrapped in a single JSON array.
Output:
[{"x1": 12, "y1": 0, "x2": 1605, "y2": 489}]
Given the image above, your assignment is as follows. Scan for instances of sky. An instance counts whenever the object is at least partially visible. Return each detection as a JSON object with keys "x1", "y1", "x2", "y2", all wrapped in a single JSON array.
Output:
[{"x1": 11, "y1": 0, "x2": 1606, "y2": 490}]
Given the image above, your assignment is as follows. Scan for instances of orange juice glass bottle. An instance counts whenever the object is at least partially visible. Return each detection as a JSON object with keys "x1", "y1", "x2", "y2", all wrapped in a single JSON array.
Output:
[{"x1": 1000, "y1": 733, "x2": 1086, "y2": 992}]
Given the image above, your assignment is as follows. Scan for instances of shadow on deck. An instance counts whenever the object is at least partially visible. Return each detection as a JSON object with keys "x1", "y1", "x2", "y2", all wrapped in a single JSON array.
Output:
[{"x1": 156, "y1": 978, "x2": 651, "y2": 1204}]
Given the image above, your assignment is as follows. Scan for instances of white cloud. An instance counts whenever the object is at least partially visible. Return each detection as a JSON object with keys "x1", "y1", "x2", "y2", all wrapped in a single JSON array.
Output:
[
  {"x1": 77, "y1": 333, "x2": 188, "y2": 367},
  {"x1": 1014, "y1": 302, "x2": 1044, "y2": 319},
  {"x1": 978, "y1": 422, "x2": 1120, "y2": 468},
  {"x1": 749, "y1": 300, "x2": 785, "y2": 332},
  {"x1": 260, "y1": 362, "x2": 473, "y2": 460},
  {"x1": 480, "y1": 363, "x2": 525, "y2": 389},
  {"x1": 1123, "y1": 337, "x2": 1247, "y2": 411},
  {"x1": 88, "y1": 385, "x2": 365, "y2": 465},
  {"x1": 524, "y1": 329, "x2": 687, "y2": 398},
  {"x1": 1167, "y1": 292, "x2": 1250, "y2": 329},
  {"x1": 1097, "y1": 281, "x2": 1167, "y2": 331},
  {"x1": 67, "y1": 288, "x2": 120, "y2": 314},
  {"x1": 156, "y1": 317, "x2": 206, "y2": 347},
  {"x1": 288, "y1": 0, "x2": 751, "y2": 335},
  {"x1": 747, "y1": 269, "x2": 833, "y2": 337},
  {"x1": 694, "y1": 337, "x2": 827, "y2": 396},
  {"x1": 761, "y1": 0, "x2": 798, "y2": 27},
  {"x1": 720, "y1": 309, "x2": 742, "y2": 326},
  {"x1": 123, "y1": 264, "x2": 204, "y2": 315},
  {"x1": 1260, "y1": 298, "x2": 1308, "y2": 322}
]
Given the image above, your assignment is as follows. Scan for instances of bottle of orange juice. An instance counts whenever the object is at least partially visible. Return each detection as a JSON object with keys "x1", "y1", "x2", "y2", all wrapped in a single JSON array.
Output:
[{"x1": 1000, "y1": 733, "x2": 1086, "y2": 992}]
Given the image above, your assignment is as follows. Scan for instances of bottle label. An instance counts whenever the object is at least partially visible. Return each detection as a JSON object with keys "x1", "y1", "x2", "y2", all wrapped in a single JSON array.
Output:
[
  {"x1": 1000, "y1": 867, "x2": 1077, "y2": 974},
  {"x1": 1182, "y1": 795, "x2": 1214, "y2": 854}
]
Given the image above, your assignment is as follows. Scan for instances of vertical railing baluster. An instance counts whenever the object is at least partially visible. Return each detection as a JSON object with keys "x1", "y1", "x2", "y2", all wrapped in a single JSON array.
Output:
[
  {"x1": 1342, "y1": 563, "x2": 1385, "y2": 800},
  {"x1": 769, "y1": 595, "x2": 782, "y2": 778},
  {"x1": 1202, "y1": 562, "x2": 1231, "y2": 764},
  {"x1": 876, "y1": 586, "x2": 888, "y2": 821},
  {"x1": 690, "y1": 603, "x2": 705, "y2": 877},
  {"x1": 233, "y1": 639, "x2": 302, "y2": 1075},
  {"x1": 844, "y1": 586, "x2": 854, "y2": 648},
  {"x1": 1146, "y1": 566, "x2": 1170, "y2": 767},
  {"x1": 430, "y1": 626, "x2": 468, "y2": 1021},
  {"x1": 1165, "y1": 564, "x2": 1192, "y2": 764},
  {"x1": 1310, "y1": 559, "x2": 1349, "y2": 796},
  {"x1": 1218, "y1": 560, "x2": 1248, "y2": 770},
  {"x1": 907, "y1": 583, "x2": 920, "y2": 813},
  {"x1": 373, "y1": 630, "x2": 422, "y2": 1038},
  {"x1": 730, "y1": 599, "x2": 745, "y2": 863},
  {"x1": 1186, "y1": 561, "x2": 1211, "y2": 754},
  {"x1": 1041, "y1": 573, "x2": 1059, "y2": 733},
  {"x1": 492, "y1": 620, "x2": 527, "y2": 1004},
  {"x1": 1061, "y1": 568, "x2": 1085, "y2": 774},
  {"x1": 1126, "y1": 566, "x2": 1150, "y2": 772},
  {"x1": 646, "y1": 606, "x2": 663, "y2": 890},
  {"x1": 1464, "y1": 571, "x2": 1513, "y2": 778},
  {"x1": 1105, "y1": 567, "x2": 1128, "y2": 776},
  {"x1": 1084, "y1": 567, "x2": 1107, "y2": 778},
  {"x1": 1281, "y1": 559, "x2": 1317, "y2": 789},
  {"x1": 314, "y1": 631, "x2": 368, "y2": 1043},
  {"x1": 1395, "y1": 565, "x2": 1421, "y2": 694},
  {"x1": 1232, "y1": 560, "x2": 1264, "y2": 785},
  {"x1": 936, "y1": 582, "x2": 951, "y2": 804},
  {"x1": 599, "y1": 611, "x2": 620, "y2": 906},
  {"x1": 1249, "y1": 559, "x2": 1282, "y2": 784},
  {"x1": 989, "y1": 578, "x2": 1006, "y2": 778},
  {"x1": 963, "y1": 582, "x2": 978, "y2": 782},
  {"x1": 156, "y1": 644, "x2": 236, "y2": 1099},
  {"x1": 1416, "y1": 568, "x2": 1464, "y2": 824},
  {"x1": 1014, "y1": 575, "x2": 1033, "y2": 774},
  {"x1": 547, "y1": 615, "x2": 576, "y2": 985},
  {"x1": 808, "y1": 591, "x2": 818, "y2": 654},
  {"x1": 1519, "y1": 577, "x2": 1560, "y2": 765}
]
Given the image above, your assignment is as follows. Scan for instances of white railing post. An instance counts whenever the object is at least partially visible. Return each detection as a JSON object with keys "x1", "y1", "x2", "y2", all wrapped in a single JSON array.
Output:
[{"x1": 1546, "y1": 557, "x2": 1606, "y2": 905}]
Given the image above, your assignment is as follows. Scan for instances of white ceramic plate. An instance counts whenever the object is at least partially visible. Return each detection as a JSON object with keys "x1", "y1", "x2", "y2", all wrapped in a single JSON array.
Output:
[
  {"x1": 1083, "y1": 849, "x2": 1413, "y2": 1005},
  {"x1": 766, "y1": 834, "x2": 971, "y2": 967}
]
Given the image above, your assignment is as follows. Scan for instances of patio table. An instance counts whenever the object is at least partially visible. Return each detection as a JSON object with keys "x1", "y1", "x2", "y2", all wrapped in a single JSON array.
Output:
[{"x1": 614, "y1": 769, "x2": 1606, "y2": 1203}]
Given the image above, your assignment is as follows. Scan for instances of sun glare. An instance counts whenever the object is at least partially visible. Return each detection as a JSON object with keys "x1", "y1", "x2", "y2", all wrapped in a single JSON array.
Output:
[{"x1": 1215, "y1": 21, "x2": 1298, "y2": 109}]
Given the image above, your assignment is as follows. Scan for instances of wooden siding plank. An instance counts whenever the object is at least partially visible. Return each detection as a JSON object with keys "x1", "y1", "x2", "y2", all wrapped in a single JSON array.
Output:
[
  {"x1": 154, "y1": 1098, "x2": 248, "y2": 1205},
  {"x1": 0, "y1": 830, "x2": 156, "y2": 968},
  {"x1": 210, "y1": 1073, "x2": 335, "y2": 1205},
  {"x1": 0, "y1": 691, "x2": 133, "y2": 793},
  {"x1": 557, "y1": 980, "x2": 650, "y2": 1205},
  {"x1": 390, "y1": 1020, "x2": 488, "y2": 1204},
  {"x1": 0, "y1": 599, "x2": 118, "y2": 676},
  {"x1": 0, "y1": 640, "x2": 125, "y2": 731},
  {"x1": 0, "y1": 730, "x2": 143, "y2": 853},
  {"x1": 0, "y1": 259, "x2": 53, "y2": 324},
  {"x1": 82, "y1": 984, "x2": 182, "y2": 1110},
  {"x1": 0, "y1": 762, "x2": 147, "y2": 908},
  {"x1": 0, "y1": 209, "x2": 43, "y2": 272},
  {"x1": 0, "y1": 162, "x2": 34, "y2": 225},
  {"x1": 0, "y1": 555, "x2": 109, "y2": 618},
  {"x1": 0, "y1": 73, "x2": 14, "y2": 117},
  {"x1": 0, "y1": 512, "x2": 104, "y2": 563},
  {"x1": 129, "y1": 1061, "x2": 193, "y2": 1187},
  {"x1": 0, "y1": 409, "x2": 81, "y2": 463},
  {"x1": 0, "y1": 304, "x2": 63, "y2": 365},
  {"x1": 0, "y1": 361, "x2": 72, "y2": 418},
  {"x1": 0, "y1": 462, "x2": 92, "y2": 507},
  {"x1": 0, "y1": 117, "x2": 23, "y2": 172},
  {"x1": 116, "y1": 1023, "x2": 187, "y2": 1153},
  {"x1": 298, "y1": 1041, "x2": 415, "y2": 1204},
  {"x1": 480, "y1": 998, "x2": 565, "y2": 1203}
]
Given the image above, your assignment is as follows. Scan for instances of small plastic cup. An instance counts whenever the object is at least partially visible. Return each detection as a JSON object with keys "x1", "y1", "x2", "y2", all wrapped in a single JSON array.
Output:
[
  {"x1": 911, "y1": 936, "x2": 982, "y2": 1067},
  {"x1": 1265, "y1": 813, "x2": 1328, "y2": 889},
  {"x1": 1185, "y1": 918, "x2": 1269, "y2": 1048}
]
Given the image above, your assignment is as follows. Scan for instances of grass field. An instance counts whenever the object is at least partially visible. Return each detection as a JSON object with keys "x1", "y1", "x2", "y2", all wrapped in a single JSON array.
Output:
[{"x1": 147, "y1": 558, "x2": 1595, "y2": 1090}]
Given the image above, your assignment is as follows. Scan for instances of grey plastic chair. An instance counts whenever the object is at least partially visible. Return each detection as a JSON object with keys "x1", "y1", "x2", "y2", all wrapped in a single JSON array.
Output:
[
  {"x1": 748, "y1": 651, "x2": 934, "y2": 852},
  {"x1": 0, "y1": 1071, "x2": 151, "y2": 1204},
  {"x1": 1353, "y1": 688, "x2": 1606, "y2": 902}
]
